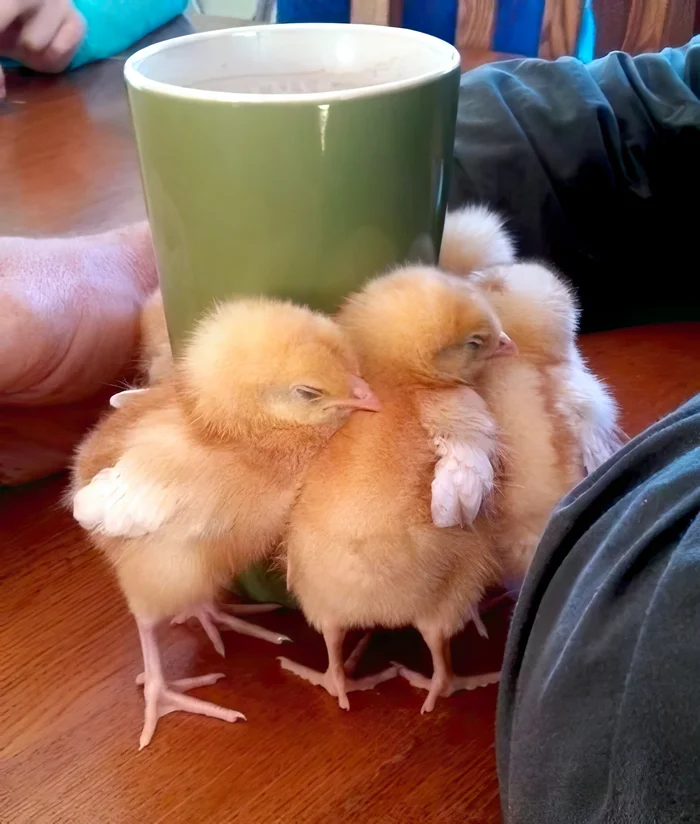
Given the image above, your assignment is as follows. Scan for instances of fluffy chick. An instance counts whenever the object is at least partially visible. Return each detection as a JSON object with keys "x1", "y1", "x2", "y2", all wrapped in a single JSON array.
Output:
[
  {"x1": 139, "y1": 288, "x2": 172, "y2": 384},
  {"x1": 441, "y1": 204, "x2": 623, "y2": 474},
  {"x1": 440, "y1": 205, "x2": 624, "y2": 586},
  {"x1": 108, "y1": 289, "x2": 171, "y2": 410},
  {"x1": 280, "y1": 267, "x2": 514, "y2": 713},
  {"x1": 112, "y1": 288, "x2": 299, "y2": 631},
  {"x1": 71, "y1": 298, "x2": 379, "y2": 748},
  {"x1": 440, "y1": 204, "x2": 516, "y2": 274}
]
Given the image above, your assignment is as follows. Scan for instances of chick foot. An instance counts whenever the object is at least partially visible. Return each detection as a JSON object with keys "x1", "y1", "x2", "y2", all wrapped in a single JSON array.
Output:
[
  {"x1": 278, "y1": 657, "x2": 398, "y2": 709},
  {"x1": 395, "y1": 665, "x2": 501, "y2": 714},
  {"x1": 136, "y1": 621, "x2": 244, "y2": 749},
  {"x1": 135, "y1": 671, "x2": 225, "y2": 690},
  {"x1": 278, "y1": 632, "x2": 398, "y2": 710},
  {"x1": 172, "y1": 601, "x2": 291, "y2": 656},
  {"x1": 138, "y1": 672, "x2": 245, "y2": 750}
]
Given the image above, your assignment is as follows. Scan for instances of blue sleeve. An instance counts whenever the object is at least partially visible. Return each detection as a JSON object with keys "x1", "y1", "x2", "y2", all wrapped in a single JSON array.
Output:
[{"x1": 69, "y1": 0, "x2": 188, "y2": 68}]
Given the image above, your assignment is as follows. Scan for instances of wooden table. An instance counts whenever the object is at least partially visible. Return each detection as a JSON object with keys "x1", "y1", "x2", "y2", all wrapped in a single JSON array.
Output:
[{"x1": 2, "y1": 21, "x2": 700, "y2": 824}]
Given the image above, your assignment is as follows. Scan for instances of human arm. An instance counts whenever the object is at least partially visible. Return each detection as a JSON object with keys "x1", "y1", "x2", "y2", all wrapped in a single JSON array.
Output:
[{"x1": 450, "y1": 39, "x2": 700, "y2": 332}]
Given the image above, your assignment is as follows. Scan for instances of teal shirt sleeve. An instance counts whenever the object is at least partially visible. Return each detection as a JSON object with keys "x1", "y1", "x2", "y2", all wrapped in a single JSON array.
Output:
[
  {"x1": 69, "y1": 0, "x2": 189, "y2": 67},
  {"x1": 1, "y1": 0, "x2": 187, "y2": 70}
]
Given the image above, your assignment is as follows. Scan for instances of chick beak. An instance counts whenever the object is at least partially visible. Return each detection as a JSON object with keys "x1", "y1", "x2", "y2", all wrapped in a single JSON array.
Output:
[
  {"x1": 334, "y1": 376, "x2": 381, "y2": 412},
  {"x1": 493, "y1": 331, "x2": 518, "y2": 357}
]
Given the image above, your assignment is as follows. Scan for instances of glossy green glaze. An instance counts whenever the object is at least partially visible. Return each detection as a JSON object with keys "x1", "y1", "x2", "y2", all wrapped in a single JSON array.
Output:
[
  {"x1": 229, "y1": 563, "x2": 298, "y2": 610},
  {"x1": 127, "y1": 70, "x2": 459, "y2": 350},
  {"x1": 125, "y1": 26, "x2": 460, "y2": 603}
]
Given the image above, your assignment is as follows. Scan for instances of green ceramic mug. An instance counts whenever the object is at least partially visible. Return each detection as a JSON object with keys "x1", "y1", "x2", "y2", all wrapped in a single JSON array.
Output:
[
  {"x1": 124, "y1": 23, "x2": 460, "y2": 604},
  {"x1": 125, "y1": 23, "x2": 460, "y2": 347}
]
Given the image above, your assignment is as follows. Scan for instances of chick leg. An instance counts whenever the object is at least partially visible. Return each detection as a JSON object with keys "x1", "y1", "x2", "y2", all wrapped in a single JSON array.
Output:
[
  {"x1": 468, "y1": 605, "x2": 489, "y2": 639},
  {"x1": 418, "y1": 627, "x2": 452, "y2": 714},
  {"x1": 479, "y1": 589, "x2": 519, "y2": 613},
  {"x1": 278, "y1": 629, "x2": 398, "y2": 710},
  {"x1": 397, "y1": 626, "x2": 501, "y2": 714},
  {"x1": 136, "y1": 620, "x2": 245, "y2": 750},
  {"x1": 172, "y1": 601, "x2": 290, "y2": 656}
]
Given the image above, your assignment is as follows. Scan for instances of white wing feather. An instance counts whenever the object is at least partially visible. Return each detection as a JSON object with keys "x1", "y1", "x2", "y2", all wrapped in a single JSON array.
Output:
[
  {"x1": 431, "y1": 436, "x2": 495, "y2": 527},
  {"x1": 423, "y1": 387, "x2": 499, "y2": 529},
  {"x1": 566, "y1": 352, "x2": 625, "y2": 474},
  {"x1": 110, "y1": 388, "x2": 148, "y2": 409},
  {"x1": 73, "y1": 463, "x2": 173, "y2": 538},
  {"x1": 580, "y1": 420, "x2": 625, "y2": 475}
]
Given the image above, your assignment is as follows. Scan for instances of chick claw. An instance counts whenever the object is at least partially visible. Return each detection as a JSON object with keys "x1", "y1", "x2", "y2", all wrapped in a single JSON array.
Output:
[
  {"x1": 135, "y1": 671, "x2": 245, "y2": 750},
  {"x1": 135, "y1": 671, "x2": 225, "y2": 690},
  {"x1": 278, "y1": 657, "x2": 398, "y2": 710},
  {"x1": 278, "y1": 634, "x2": 397, "y2": 710},
  {"x1": 394, "y1": 664, "x2": 501, "y2": 714},
  {"x1": 172, "y1": 602, "x2": 291, "y2": 656}
]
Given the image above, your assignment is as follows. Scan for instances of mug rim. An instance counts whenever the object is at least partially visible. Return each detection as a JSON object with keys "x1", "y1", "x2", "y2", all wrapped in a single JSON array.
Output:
[{"x1": 124, "y1": 23, "x2": 461, "y2": 105}]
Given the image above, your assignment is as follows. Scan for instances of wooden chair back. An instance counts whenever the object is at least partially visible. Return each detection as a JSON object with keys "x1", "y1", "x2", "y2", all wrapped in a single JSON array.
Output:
[{"x1": 350, "y1": 0, "x2": 698, "y2": 60}]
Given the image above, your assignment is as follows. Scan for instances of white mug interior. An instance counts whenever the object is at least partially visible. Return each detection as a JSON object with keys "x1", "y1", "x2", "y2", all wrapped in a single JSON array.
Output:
[{"x1": 125, "y1": 23, "x2": 460, "y2": 103}]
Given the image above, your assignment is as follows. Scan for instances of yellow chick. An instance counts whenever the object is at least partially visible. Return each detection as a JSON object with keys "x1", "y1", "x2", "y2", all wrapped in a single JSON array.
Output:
[
  {"x1": 111, "y1": 290, "x2": 296, "y2": 636},
  {"x1": 138, "y1": 288, "x2": 172, "y2": 385},
  {"x1": 107, "y1": 289, "x2": 170, "y2": 410},
  {"x1": 440, "y1": 205, "x2": 624, "y2": 586},
  {"x1": 439, "y1": 203, "x2": 517, "y2": 274},
  {"x1": 279, "y1": 267, "x2": 516, "y2": 713},
  {"x1": 71, "y1": 297, "x2": 380, "y2": 748}
]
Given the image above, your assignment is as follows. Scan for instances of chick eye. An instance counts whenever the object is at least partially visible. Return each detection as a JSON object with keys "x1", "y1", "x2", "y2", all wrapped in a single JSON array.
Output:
[
  {"x1": 467, "y1": 335, "x2": 485, "y2": 350},
  {"x1": 292, "y1": 385, "x2": 325, "y2": 401}
]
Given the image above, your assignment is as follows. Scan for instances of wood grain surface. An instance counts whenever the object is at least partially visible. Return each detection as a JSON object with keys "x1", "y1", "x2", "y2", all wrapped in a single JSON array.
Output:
[
  {"x1": 456, "y1": 0, "x2": 497, "y2": 52},
  {"x1": 0, "y1": 62, "x2": 144, "y2": 238},
  {"x1": 0, "y1": 15, "x2": 193, "y2": 238},
  {"x1": 578, "y1": 324, "x2": 700, "y2": 440},
  {"x1": 593, "y1": 0, "x2": 695, "y2": 57},
  {"x1": 538, "y1": 0, "x2": 584, "y2": 59},
  {"x1": 622, "y1": 0, "x2": 672, "y2": 53},
  {"x1": 592, "y1": 0, "x2": 633, "y2": 57},
  {"x1": 3, "y1": 20, "x2": 700, "y2": 824},
  {"x1": 350, "y1": 0, "x2": 404, "y2": 26},
  {"x1": 662, "y1": 0, "x2": 696, "y2": 48}
]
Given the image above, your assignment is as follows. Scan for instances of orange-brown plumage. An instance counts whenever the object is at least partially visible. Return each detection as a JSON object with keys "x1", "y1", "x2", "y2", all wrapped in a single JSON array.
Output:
[
  {"x1": 281, "y1": 267, "x2": 509, "y2": 712},
  {"x1": 71, "y1": 297, "x2": 378, "y2": 747},
  {"x1": 138, "y1": 288, "x2": 171, "y2": 384},
  {"x1": 440, "y1": 205, "x2": 624, "y2": 586}
]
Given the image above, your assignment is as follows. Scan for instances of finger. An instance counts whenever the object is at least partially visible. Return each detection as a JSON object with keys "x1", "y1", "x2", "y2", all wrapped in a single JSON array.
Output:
[
  {"x1": 0, "y1": 0, "x2": 26, "y2": 36},
  {"x1": 19, "y1": 0, "x2": 65, "y2": 53},
  {"x1": 46, "y1": 11, "x2": 85, "y2": 64},
  {"x1": 27, "y1": 13, "x2": 84, "y2": 73}
]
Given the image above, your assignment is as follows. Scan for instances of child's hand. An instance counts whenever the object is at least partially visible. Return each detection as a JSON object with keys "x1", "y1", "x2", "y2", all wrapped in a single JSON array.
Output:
[{"x1": 0, "y1": 0, "x2": 85, "y2": 96}]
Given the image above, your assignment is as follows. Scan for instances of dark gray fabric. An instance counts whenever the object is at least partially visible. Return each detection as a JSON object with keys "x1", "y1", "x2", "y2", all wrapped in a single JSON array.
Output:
[
  {"x1": 497, "y1": 393, "x2": 700, "y2": 823},
  {"x1": 450, "y1": 39, "x2": 700, "y2": 332}
]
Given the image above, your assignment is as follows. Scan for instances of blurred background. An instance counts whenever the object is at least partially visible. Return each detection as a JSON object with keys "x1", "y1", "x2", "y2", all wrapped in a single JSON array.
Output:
[
  {"x1": 186, "y1": 1, "x2": 697, "y2": 66},
  {"x1": 187, "y1": 0, "x2": 275, "y2": 28}
]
